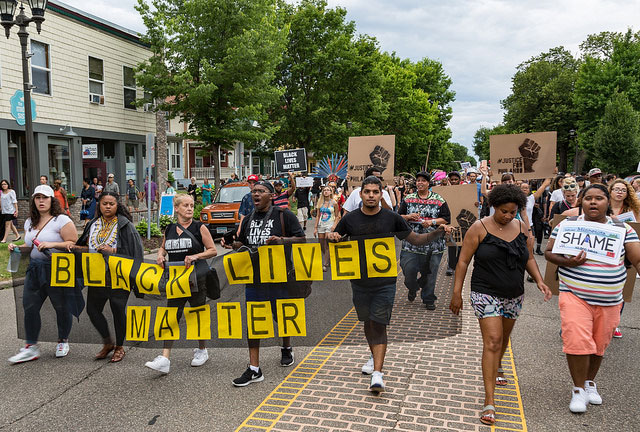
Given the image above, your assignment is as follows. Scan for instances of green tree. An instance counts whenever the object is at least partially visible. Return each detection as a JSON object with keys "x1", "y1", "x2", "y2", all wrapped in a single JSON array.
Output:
[
  {"x1": 376, "y1": 53, "x2": 455, "y2": 173},
  {"x1": 501, "y1": 47, "x2": 579, "y2": 171},
  {"x1": 135, "y1": 0, "x2": 287, "y2": 188},
  {"x1": 270, "y1": 0, "x2": 385, "y2": 156},
  {"x1": 593, "y1": 92, "x2": 640, "y2": 175},
  {"x1": 472, "y1": 124, "x2": 509, "y2": 162}
]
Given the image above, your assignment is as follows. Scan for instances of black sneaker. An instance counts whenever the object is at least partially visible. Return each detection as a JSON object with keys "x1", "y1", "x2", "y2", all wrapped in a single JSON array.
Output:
[
  {"x1": 535, "y1": 248, "x2": 544, "y2": 256},
  {"x1": 232, "y1": 366, "x2": 264, "y2": 387},
  {"x1": 425, "y1": 302, "x2": 436, "y2": 310},
  {"x1": 281, "y1": 347, "x2": 294, "y2": 367},
  {"x1": 407, "y1": 290, "x2": 417, "y2": 302}
]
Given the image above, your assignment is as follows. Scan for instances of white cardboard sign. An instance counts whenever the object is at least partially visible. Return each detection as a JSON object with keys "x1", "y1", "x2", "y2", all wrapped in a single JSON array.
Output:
[{"x1": 551, "y1": 220, "x2": 626, "y2": 265}]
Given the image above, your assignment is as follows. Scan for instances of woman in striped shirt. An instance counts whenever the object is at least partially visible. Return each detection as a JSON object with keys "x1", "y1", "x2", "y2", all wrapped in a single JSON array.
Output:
[{"x1": 545, "y1": 184, "x2": 640, "y2": 414}]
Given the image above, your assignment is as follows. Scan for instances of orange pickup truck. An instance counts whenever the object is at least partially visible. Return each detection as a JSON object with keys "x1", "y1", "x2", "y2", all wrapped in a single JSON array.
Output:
[{"x1": 199, "y1": 181, "x2": 251, "y2": 237}]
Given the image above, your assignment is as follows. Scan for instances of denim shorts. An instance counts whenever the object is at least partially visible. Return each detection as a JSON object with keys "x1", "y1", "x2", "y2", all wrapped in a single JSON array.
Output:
[
  {"x1": 351, "y1": 283, "x2": 396, "y2": 325},
  {"x1": 470, "y1": 291, "x2": 523, "y2": 320}
]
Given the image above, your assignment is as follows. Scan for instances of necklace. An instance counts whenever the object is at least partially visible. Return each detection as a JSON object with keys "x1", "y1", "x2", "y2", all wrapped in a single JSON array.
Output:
[{"x1": 493, "y1": 218, "x2": 505, "y2": 231}]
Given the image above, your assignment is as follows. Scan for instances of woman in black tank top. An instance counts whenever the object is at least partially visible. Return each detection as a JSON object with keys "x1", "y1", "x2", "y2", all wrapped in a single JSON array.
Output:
[
  {"x1": 449, "y1": 184, "x2": 551, "y2": 426},
  {"x1": 144, "y1": 194, "x2": 217, "y2": 374}
]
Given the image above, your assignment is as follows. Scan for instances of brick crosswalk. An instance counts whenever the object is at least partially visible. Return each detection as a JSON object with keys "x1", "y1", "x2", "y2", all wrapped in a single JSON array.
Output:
[{"x1": 237, "y1": 257, "x2": 527, "y2": 431}]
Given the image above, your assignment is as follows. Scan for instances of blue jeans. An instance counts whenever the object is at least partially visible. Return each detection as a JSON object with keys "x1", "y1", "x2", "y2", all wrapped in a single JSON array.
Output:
[{"x1": 400, "y1": 250, "x2": 443, "y2": 304}]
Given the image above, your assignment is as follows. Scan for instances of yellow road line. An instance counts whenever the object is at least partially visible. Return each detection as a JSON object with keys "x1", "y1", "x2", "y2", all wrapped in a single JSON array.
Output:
[
  {"x1": 235, "y1": 308, "x2": 360, "y2": 432},
  {"x1": 493, "y1": 340, "x2": 527, "y2": 432}
]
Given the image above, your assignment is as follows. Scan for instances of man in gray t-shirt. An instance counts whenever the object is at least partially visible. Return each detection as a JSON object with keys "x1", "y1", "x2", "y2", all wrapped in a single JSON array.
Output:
[{"x1": 104, "y1": 173, "x2": 120, "y2": 196}]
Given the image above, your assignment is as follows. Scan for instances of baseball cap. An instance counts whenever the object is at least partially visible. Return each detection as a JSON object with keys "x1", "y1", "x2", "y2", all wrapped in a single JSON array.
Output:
[
  {"x1": 254, "y1": 180, "x2": 274, "y2": 193},
  {"x1": 274, "y1": 180, "x2": 283, "y2": 185},
  {"x1": 588, "y1": 168, "x2": 602, "y2": 177},
  {"x1": 247, "y1": 174, "x2": 259, "y2": 182},
  {"x1": 448, "y1": 171, "x2": 461, "y2": 179},
  {"x1": 32, "y1": 184, "x2": 54, "y2": 197},
  {"x1": 108, "y1": 173, "x2": 114, "y2": 178},
  {"x1": 415, "y1": 171, "x2": 430, "y2": 182}
]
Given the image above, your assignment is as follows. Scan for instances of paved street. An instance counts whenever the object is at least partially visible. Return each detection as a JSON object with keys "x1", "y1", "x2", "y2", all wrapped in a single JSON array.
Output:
[{"x1": 0, "y1": 231, "x2": 639, "y2": 431}]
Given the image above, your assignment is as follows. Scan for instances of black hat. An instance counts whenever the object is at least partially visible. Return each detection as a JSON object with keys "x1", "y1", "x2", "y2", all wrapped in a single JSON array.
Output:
[
  {"x1": 273, "y1": 180, "x2": 283, "y2": 185},
  {"x1": 448, "y1": 171, "x2": 461, "y2": 179},
  {"x1": 254, "y1": 180, "x2": 275, "y2": 193},
  {"x1": 415, "y1": 171, "x2": 430, "y2": 182}
]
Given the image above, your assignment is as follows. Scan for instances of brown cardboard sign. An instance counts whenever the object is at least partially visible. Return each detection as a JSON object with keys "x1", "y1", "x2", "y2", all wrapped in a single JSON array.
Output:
[
  {"x1": 543, "y1": 215, "x2": 638, "y2": 302},
  {"x1": 490, "y1": 131, "x2": 557, "y2": 180},
  {"x1": 432, "y1": 184, "x2": 478, "y2": 246},
  {"x1": 347, "y1": 135, "x2": 395, "y2": 189}
]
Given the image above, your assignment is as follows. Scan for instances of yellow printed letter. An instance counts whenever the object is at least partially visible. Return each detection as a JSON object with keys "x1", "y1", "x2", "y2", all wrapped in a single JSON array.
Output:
[
  {"x1": 364, "y1": 237, "x2": 397, "y2": 278},
  {"x1": 223, "y1": 251, "x2": 253, "y2": 284},
  {"x1": 258, "y1": 245, "x2": 287, "y2": 283},
  {"x1": 292, "y1": 243, "x2": 323, "y2": 281},
  {"x1": 165, "y1": 265, "x2": 193, "y2": 299},
  {"x1": 329, "y1": 241, "x2": 360, "y2": 280},
  {"x1": 82, "y1": 253, "x2": 105, "y2": 286},
  {"x1": 51, "y1": 253, "x2": 75, "y2": 287},
  {"x1": 217, "y1": 302, "x2": 242, "y2": 339},
  {"x1": 247, "y1": 301, "x2": 274, "y2": 339},
  {"x1": 109, "y1": 256, "x2": 134, "y2": 291},
  {"x1": 276, "y1": 298, "x2": 306, "y2": 337},
  {"x1": 185, "y1": 305, "x2": 212, "y2": 340},
  {"x1": 126, "y1": 306, "x2": 150, "y2": 341},
  {"x1": 154, "y1": 307, "x2": 180, "y2": 340},
  {"x1": 135, "y1": 262, "x2": 163, "y2": 295}
]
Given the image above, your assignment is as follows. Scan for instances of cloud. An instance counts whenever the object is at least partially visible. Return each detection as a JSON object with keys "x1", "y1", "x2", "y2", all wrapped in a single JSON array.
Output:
[{"x1": 60, "y1": 0, "x2": 640, "y2": 158}]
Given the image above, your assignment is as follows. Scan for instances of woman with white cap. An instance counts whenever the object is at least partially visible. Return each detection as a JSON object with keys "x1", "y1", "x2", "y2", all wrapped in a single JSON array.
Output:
[{"x1": 8, "y1": 185, "x2": 79, "y2": 364}]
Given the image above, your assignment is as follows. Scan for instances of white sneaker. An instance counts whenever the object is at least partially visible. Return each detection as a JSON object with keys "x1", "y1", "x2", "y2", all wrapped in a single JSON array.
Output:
[
  {"x1": 145, "y1": 355, "x2": 170, "y2": 374},
  {"x1": 370, "y1": 371, "x2": 385, "y2": 393},
  {"x1": 361, "y1": 355, "x2": 374, "y2": 375},
  {"x1": 569, "y1": 387, "x2": 588, "y2": 413},
  {"x1": 584, "y1": 380, "x2": 602, "y2": 405},
  {"x1": 55, "y1": 342, "x2": 70, "y2": 358},
  {"x1": 8, "y1": 345, "x2": 40, "y2": 364},
  {"x1": 191, "y1": 348, "x2": 209, "y2": 367}
]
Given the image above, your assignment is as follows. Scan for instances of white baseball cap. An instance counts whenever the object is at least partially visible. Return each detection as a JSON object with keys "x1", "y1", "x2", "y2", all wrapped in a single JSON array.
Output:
[{"x1": 32, "y1": 184, "x2": 54, "y2": 197}]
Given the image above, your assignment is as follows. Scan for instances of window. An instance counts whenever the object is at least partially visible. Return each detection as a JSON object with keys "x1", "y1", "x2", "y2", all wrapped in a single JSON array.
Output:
[
  {"x1": 170, "y1": 142, "x2": 181, "y2": 169},
  {"x1": 195, "y1": 156, "x2": 203, "y2": 168},
  {"x1": 220, "y1": 151, "x2": 227, "y2": 163},
  {"x1": 123, "y1": 66, "x2": 136, "y2": 109},
  {"x1": 31, "y1": 41, "x2": 51, "y2": 95},
  {"x1": 88, "y1": 56, "x2": 104, "y2": 103}
]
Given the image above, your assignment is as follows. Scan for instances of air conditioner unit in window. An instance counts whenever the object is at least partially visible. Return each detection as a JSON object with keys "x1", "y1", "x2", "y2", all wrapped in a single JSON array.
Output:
[{"x1": 89, "y1": 93, "x2": 105, "y2": 105}]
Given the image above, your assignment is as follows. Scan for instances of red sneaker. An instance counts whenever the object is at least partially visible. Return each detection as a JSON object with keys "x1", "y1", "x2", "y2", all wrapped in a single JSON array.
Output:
[{"x1": 613, "y1": 327, "x2": 622, "y2": 338}]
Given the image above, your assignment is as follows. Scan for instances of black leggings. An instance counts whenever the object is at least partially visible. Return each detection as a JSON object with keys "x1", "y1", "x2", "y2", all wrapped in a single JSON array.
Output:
[{"x1": 87, "y1": 287, "x2": 130, "y2": 346}]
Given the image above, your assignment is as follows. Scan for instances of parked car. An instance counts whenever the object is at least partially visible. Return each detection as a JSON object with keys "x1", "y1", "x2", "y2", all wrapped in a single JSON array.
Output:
[{"x1": 200, "y1": 181, "x2": 250, "y2": 237}]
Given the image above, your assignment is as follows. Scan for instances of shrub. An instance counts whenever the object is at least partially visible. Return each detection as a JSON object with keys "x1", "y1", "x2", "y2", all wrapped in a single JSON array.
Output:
[
  {"x1": 159, "y1": 215, "x2": 175, "y2": 232},
  {"x1": 193, "y1": 203, "x2": 204, "y2": 220},
  {"x1": 136, "y1": 219, "x2": 162, "y2": 237}
]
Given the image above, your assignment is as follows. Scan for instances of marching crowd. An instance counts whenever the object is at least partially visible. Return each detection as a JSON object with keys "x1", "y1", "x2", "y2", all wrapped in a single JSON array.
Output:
[{"x1": 4, "y1": 163, "x2": 640, "y2": 425}]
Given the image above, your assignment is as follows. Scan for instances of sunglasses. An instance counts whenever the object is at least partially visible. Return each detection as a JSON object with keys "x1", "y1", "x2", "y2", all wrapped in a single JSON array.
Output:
[{"x1": 563, "y1": 184, "x2": 577, "y2": 190}]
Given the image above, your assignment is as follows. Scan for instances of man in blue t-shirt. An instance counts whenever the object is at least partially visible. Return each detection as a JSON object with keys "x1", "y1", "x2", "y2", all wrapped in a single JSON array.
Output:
[{"x1": 237, "y1": 174, "x2": 259, "y2": 235}]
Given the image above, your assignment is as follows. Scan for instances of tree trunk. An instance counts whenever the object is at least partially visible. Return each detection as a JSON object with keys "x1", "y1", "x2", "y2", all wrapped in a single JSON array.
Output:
[
  {"x1": 155, "y1": 108, "x2": 168, "y2": 188},
  {"x1": 558, "y1": 140, "x2": 567, "y2": 173}
]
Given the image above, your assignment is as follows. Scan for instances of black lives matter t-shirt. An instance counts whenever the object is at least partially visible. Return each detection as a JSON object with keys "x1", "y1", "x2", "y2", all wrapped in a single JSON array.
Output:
[
  {"x1": 334, "y1": 208, "x2": 412, "y2": 288},
  {"x1": 237, "y1": 206, "x2": 305, "y2": 288}
]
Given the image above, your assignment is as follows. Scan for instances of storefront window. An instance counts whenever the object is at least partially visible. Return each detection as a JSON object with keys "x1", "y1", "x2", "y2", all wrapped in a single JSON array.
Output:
[
  {"x1": 48, "y1": 138, "x2": 71, "y2": 191},
  {"x1": 126, "y1": 143, "x2": 137, "y2": 181}
]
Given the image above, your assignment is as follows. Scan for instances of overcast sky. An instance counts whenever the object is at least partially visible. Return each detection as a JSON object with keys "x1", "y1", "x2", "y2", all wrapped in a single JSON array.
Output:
[{"x1": 58, "y1": 0, "x2": 640, "y2": 157}]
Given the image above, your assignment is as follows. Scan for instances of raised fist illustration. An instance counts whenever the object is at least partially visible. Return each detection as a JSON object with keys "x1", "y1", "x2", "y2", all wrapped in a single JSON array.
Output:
[
  {"x1": 456, "y1": 209, "x2": 477, "y2": 237},
  {"x1": 518, "y1": 138, "x2": 541, "y2": 173},
  {"x1": 369, "y1": 145, "x2": 391, "y2": 172}
]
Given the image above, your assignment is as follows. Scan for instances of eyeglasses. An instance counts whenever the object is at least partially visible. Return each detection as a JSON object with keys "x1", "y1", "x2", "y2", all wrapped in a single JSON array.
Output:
[{"x1": 611, "y1": 188, "x2": 627, "y2": 193}]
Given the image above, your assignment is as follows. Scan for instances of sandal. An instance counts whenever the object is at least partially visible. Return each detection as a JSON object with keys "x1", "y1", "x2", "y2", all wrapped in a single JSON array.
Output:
[
  {"x1": 110, "y1": 346, "x2": 125, "y2": 363},
  {"x1": 480, "y1": 405, "x2": 496, "y2": 425},
  {"x1": 95, "y1": 343, "x2": 115, "y2": 360},
  {"x1": 496, "y1": 367, "x2": 508, "y2": 386}
]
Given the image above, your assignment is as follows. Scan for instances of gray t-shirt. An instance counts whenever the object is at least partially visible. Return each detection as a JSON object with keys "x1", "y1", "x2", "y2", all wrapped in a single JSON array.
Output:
[{"x1": 1, "y1": 190, "x2": 17, "y2": 214}]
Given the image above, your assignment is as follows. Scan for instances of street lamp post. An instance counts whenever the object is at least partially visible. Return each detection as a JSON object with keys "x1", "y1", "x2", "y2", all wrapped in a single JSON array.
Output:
[{"x1": 1, "y1": 0, "x2": 48, "y2": 194}]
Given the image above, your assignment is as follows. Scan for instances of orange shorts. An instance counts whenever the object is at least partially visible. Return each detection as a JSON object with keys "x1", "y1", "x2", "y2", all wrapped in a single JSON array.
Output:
[{"x1": 559, "y1": 292, "x2": 622, "y2": 356}]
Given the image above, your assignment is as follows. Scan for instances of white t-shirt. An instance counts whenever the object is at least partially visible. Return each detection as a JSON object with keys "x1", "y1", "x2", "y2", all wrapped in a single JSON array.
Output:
[
  {"x1": 550, "y1": 189, "x2": 564, "y2": 203},
  {"x1": 1, "y1": 190, "x2": 17, "y2": 214},
  {"x1": 525, "y1": 194, "x2": 535, "y2": 226},
  {"x1": 343, "y1": 187, "x2": 393, "y2": 212},
  {"x1": 24, "y1": 215, "x2": 74, "y2": 259}
]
